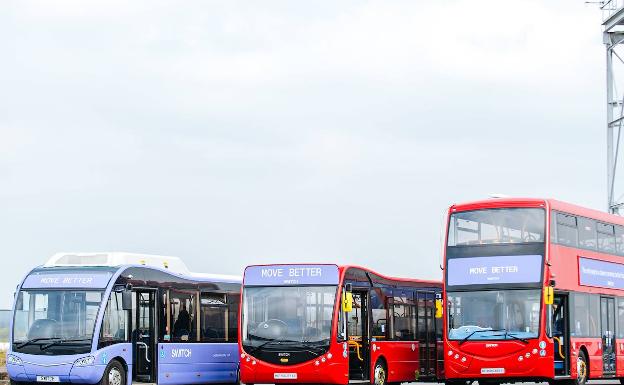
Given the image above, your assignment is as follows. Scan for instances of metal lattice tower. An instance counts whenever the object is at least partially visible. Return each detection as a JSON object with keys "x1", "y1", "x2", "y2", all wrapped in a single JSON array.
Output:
[{"x1": 603, "y1": 0, "x2": 624, "y2": 213}]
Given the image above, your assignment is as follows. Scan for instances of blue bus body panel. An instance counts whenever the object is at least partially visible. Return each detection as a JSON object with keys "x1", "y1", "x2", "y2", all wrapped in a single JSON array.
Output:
[
  {"x1": 8, "y1": 344, "x2": 133, "y2": 385},
  {"x1": 158, "y1": 343, "x2": 239, "y2": 384}
]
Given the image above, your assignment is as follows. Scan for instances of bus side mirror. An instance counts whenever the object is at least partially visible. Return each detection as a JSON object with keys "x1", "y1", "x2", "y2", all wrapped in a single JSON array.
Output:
[
  {"x1": 544, "y1": 286, "x2": 554, "y2": 305},
  {"x1": 435, "y1": 296, "x2": 443, "y2": 319},
  {"x1": 342, "y1": 292, "x2": 353, "y2": 312},
  {"x1": 122, "y1": 290, "x2": 133, "y2": 310}
]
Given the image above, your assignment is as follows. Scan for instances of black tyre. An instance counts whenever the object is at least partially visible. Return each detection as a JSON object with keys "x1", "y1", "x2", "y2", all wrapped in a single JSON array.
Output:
[
  {"x1": 574, "y1": 350, "x2": 588, "y2": 385},
  {"x1": 373, "y1": 360, "x2": 387, "y2": 385},
  {"x1": 100, "y1": 360, "x2": 126, "y2": 385}
]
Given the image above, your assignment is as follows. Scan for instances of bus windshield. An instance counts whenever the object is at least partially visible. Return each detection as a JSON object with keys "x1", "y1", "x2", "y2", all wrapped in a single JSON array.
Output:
[
  {"x1": 448, "y1": 208, "x2": 545, "y2": 246},
  {"x1": 241, "y1": 285, "x2": 336, "y2": 347},
  {"x1": 447, "y1": 289, "x2": 540, "y2": 341},
  {"x1": 12, "y1": 289, "x2": 103, "y2": 355}
]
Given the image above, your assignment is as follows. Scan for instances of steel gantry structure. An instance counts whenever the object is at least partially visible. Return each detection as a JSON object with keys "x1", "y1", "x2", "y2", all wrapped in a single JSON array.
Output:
[{"x1": 603, "y1": 0, "x2": 624, "y2": 213}]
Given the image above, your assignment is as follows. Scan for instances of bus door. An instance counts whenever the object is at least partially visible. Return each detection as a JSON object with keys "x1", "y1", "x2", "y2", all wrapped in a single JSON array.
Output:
[
  {"x1": 132, "y1": 290, "x2": 157, "y2": 383},
  {"x1": 347, "y1": 290, "x2": 370, "y2": 381},
  {"x1": 416, "y1": 291, "x2": 437, "y2": 378},
  {"x1": 552, "y1": 294, "x2": 570, "y2": 376},
  {"x1": 601, "y1": 297, "x2": 616, "y2": 375}
]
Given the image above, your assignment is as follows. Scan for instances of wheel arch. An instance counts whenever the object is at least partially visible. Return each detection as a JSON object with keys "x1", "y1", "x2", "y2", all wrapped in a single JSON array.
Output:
[{"x1": 104, "y1": 357, "x2": 129, "y2": 385}]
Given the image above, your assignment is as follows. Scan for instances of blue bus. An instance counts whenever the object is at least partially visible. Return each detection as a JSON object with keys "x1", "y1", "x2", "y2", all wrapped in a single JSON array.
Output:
[{"x1": 7, "y1": 252, "x2": 241, "y2": 385}]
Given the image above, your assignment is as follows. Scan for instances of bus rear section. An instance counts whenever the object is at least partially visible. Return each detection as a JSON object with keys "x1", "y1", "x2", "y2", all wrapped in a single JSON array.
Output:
[{"x1": 239, "y1": 263, "x2": 443, "y2": 385}]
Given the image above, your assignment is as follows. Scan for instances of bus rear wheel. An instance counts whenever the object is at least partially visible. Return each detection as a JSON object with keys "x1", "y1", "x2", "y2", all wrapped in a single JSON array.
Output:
[
  {"x1": 100, "y1": 360, "x2": 126, "y2": 385},
  {"x1": 373, "y1": 360, "x2": 387, "y2": 385}
]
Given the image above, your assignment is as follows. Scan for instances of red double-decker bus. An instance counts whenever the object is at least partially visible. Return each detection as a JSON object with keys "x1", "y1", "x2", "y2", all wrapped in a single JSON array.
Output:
[
  {"x1": 238, "y1": 264, "x2": 443, "y2": 385},
  {"x1": 442, "y1": 197, "x2": 624, "y2": 385}
]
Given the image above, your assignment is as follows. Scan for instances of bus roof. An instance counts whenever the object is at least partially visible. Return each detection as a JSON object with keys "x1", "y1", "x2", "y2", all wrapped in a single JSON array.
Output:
[
  {"x1": 449, "y1": 197, "x2": 624, "y2": 227},
  {"x1": 45, "y1": 252, "x2": 190, "y2": 273},
  {"x1": 39, "y1": 252, "x2": 242, "y2": 284}
]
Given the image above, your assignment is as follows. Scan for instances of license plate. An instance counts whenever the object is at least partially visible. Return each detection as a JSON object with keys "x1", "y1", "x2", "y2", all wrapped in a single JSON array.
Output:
[
  {"x1": 37, "y1": 376, "x2": 60, "y2": 382},
  {"x1": 481, "y1": 368, "x2": 505, "y2": 375},
  {"x1": 274, "y1": 373, "x2": 297, "y2": 380}
]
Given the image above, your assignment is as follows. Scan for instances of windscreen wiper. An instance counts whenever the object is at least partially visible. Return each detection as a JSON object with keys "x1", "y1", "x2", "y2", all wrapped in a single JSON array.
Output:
[
  {"x1": 15, "y1": 337, "x2": 61, "y2": 349},
  {"x1": 458, "y1": 329, "x2": 504, "y2": 345},
  {"x1": 244, "y1": 338, "x2": 293, "y2": 355},
  {"x1": 40, "y1": 338, "x2": 92, "y2": 350},
  {"x1": 290, "y1": 341, "x2": 328, "y2": 356},
  {"x1": 503, "y1": 331, "x2": 529, "y2": 344}
]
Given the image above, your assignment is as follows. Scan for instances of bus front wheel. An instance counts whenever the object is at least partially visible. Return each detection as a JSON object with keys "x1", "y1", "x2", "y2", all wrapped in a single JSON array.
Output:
[
  {"x1": 100, "y1": 360, "x2": 126, "y2": 385},
  {"x1": 373, "y1": 360, "x2": 387, "y2": 385},
  {"x1": 574, "y1": 351, "x2": 588, "y2": 385}
]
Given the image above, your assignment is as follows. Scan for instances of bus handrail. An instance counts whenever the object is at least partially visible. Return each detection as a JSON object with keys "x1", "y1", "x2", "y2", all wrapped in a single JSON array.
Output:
[
  {"x1": 347, "y1": 340, "x2": 363, "y2": 361},
  {"x1": 553, "y1": 336, "x2": 565, "y2": 359}
]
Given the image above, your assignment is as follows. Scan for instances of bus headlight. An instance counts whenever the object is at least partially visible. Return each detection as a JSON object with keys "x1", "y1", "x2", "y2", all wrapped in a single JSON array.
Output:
[
  {"x1": 74, "y1": 356, "x2": 95, "y2": 367},
  {"x1": 7, "y1": 354, "x2": 23, "y2": 365}
]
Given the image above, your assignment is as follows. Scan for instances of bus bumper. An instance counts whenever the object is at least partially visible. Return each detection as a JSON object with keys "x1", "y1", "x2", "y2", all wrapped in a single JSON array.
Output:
[
  {"x1": 6, "y1": 352, "x2": 114, "y2": 385},
  {"x1": 7, "y1": 362, "x2": 105, "y2": 384},
  {"x1": 240, "y1": 346, "x2": 349, "y2": 385},
  {"x1": 444, "y1": 340, "x2": 554, "y2": 381}
]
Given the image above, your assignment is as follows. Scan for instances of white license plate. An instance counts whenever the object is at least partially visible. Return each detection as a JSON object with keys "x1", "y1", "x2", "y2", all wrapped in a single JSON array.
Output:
[
  {"x1": 37, "y1": 376, "x2": 60, "y2": 382},
  {"x1": 481, "y1": 368, "x2": 505, "y2": 375},
  {"x1": 274, "y1": 373, "x2": 297, "y2": 380}
]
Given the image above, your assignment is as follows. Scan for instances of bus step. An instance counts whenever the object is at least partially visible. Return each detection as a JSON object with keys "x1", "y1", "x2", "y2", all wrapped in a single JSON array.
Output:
[{"x1": 554, "y1": 375, "x2": 571, "y2": 379}]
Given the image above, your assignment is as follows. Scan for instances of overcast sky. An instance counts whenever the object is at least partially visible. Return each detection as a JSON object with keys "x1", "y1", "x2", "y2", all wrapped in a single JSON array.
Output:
[{"x1": 0, "y1": 1, "x2": 608, "y2": 308}]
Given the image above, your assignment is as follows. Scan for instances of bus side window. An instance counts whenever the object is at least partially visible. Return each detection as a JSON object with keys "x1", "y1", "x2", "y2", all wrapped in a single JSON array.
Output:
[
  {"x1": 370, "y1": 288, "x2": 387, "y2": 340},
  {"x1": 550, "y1": 211, "x2": 557, "y2": 244},
  {"x1": 571, "y1": 293, "x2": 590, "y2": 336},
  {"x1": 571, "y1": 293, "x2": 600, "y2": 337},
  {"x1": 200, "y1": 292, "x2": 227, "y2": 343},
  {"x1": 616, "y1": 226, "x2": 624, "y2": 255},
  {"x1": 170, "y1": 290, "x2": 197, "y2": 342},
  {"x1": 392, "y1": 292, "x2": 416, "y2": 341},
  {"x1": 227, "y1": 293, "x2": 239, "y2": 343},
  {"x1": 98, "y1": 292, "x2": 128, "y2": 348},
  {"x1": 598, "y1": 222, "x2": 616, "y2": 253},
  {"x1": 588, "y1": 295, "x2": 600, "y2": 337},
  {"x1": 556, "y1": 213, "x2": 578, "y2": 246},
  {"x1": 578, "y1": 217, "x2": 597, "y2": 250},
  {"x1": 617, "y1": 299, "x2": 624, "y2": 339}
]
